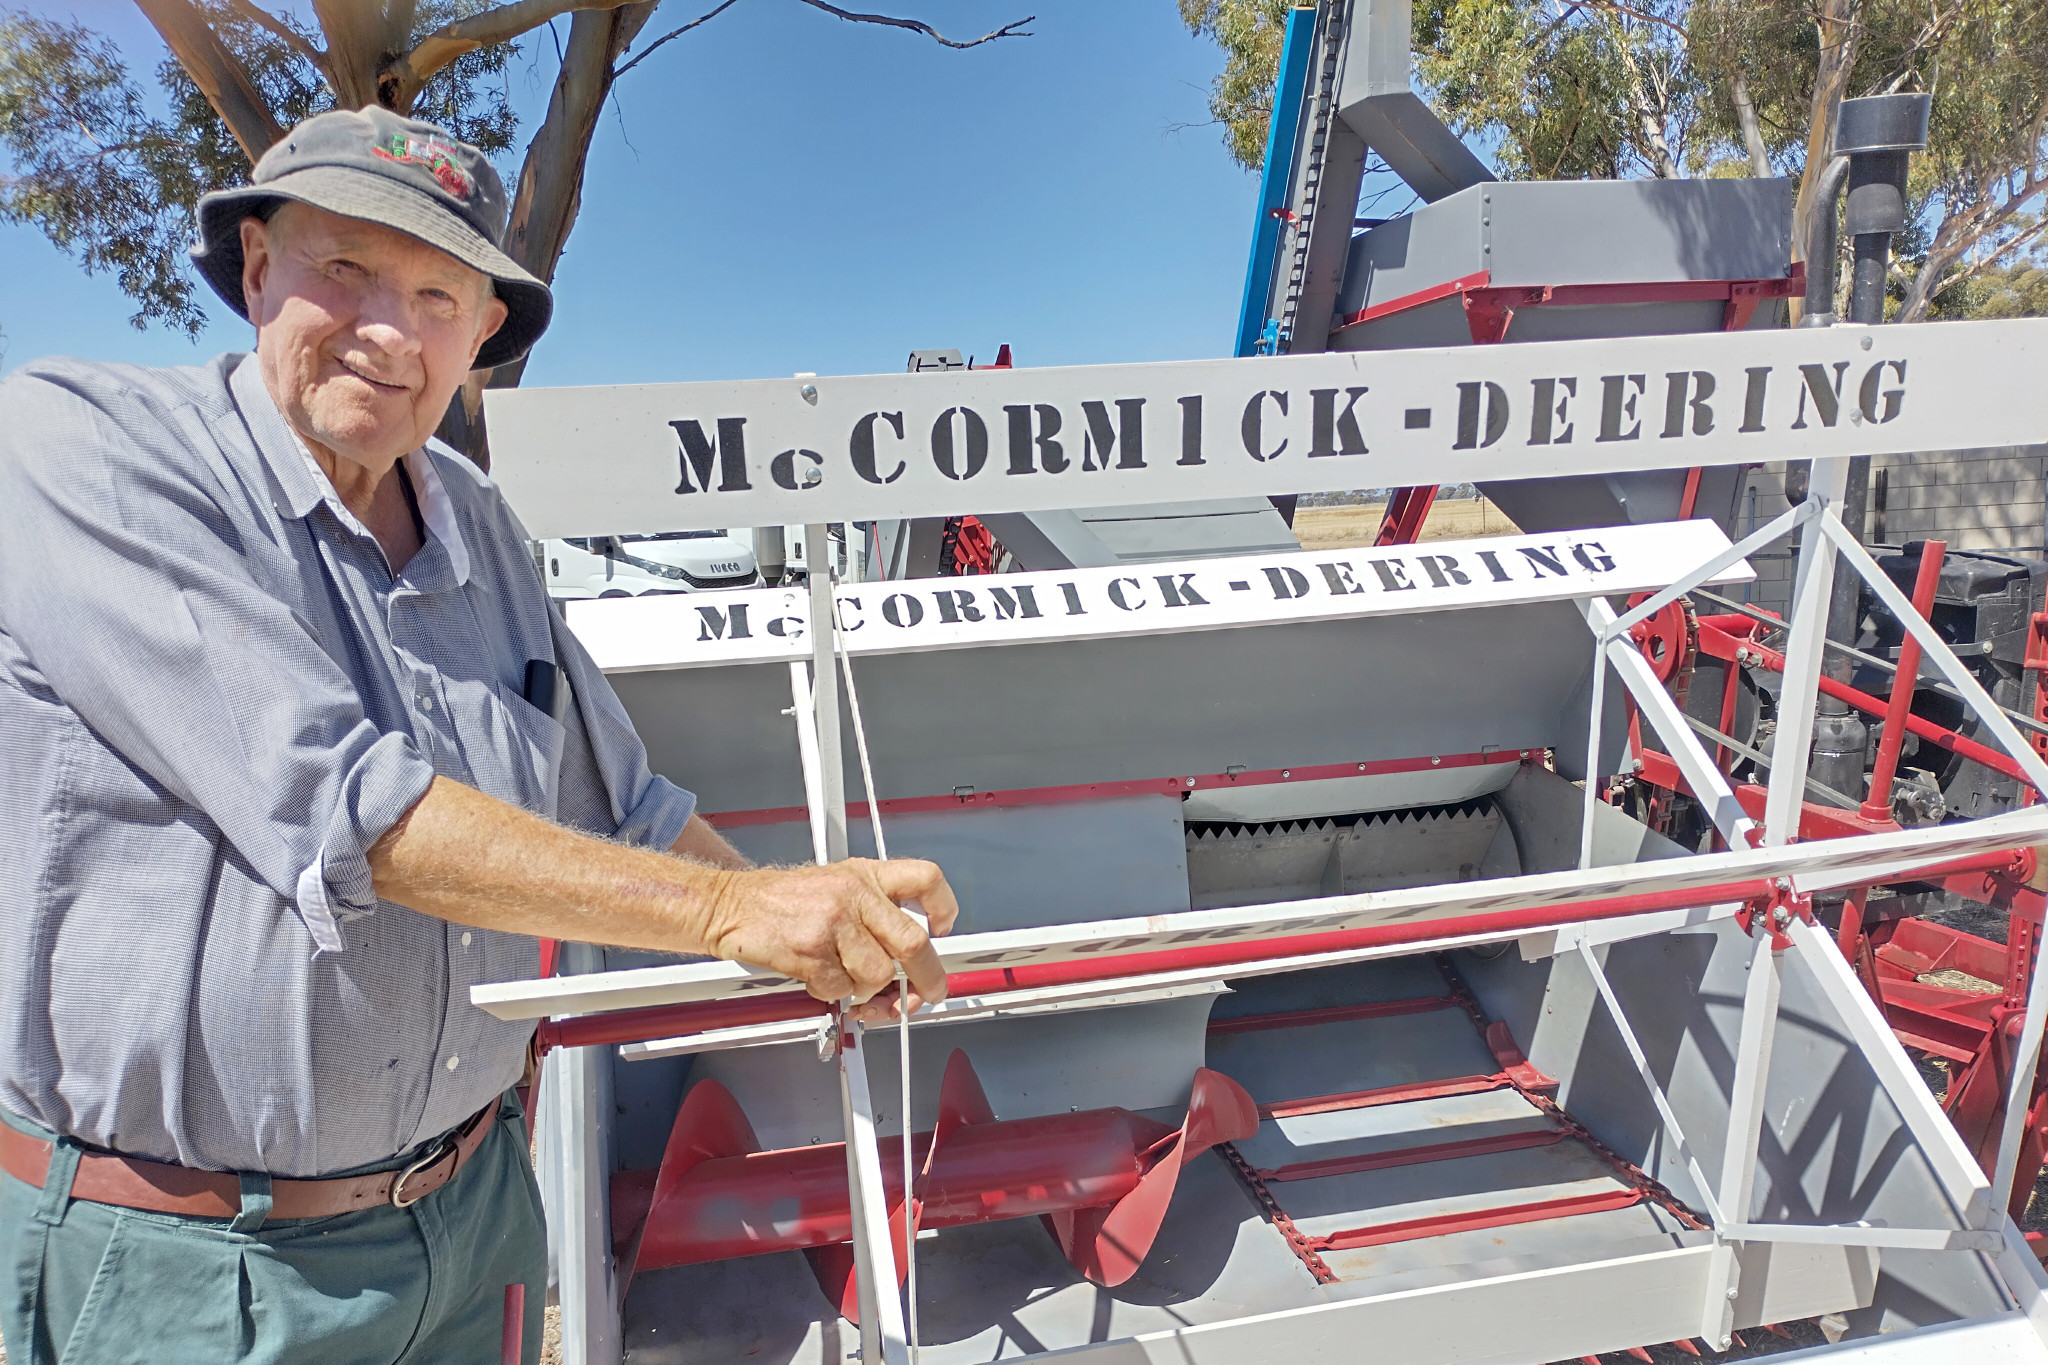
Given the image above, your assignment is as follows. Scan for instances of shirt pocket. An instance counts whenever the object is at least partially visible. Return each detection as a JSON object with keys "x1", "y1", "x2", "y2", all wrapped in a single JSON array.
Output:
[{"x1": 484, "y1": 681, "x2": 566, "y2": 819}]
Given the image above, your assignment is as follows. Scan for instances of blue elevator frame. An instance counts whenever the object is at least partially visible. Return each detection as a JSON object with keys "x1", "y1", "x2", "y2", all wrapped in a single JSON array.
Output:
[{"x1": 1232, "y1": 6, "x2": 1319, "y2": 358}]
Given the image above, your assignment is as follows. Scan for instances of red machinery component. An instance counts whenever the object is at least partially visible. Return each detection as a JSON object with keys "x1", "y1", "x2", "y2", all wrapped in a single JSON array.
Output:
[
  {"x1": 611, "y1": 1050, "x2": 1258, "y2": 1320},
  {"x1": 1363, "y1": 267, "x2": 1803, "y2": 547}
]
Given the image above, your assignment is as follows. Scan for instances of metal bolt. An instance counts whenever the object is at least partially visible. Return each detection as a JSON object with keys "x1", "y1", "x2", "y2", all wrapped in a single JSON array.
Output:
[
  {"x1": 1859, "y1": 335, "x2": 1874, "y2": 351},
  {"x1": 1281, "y1": 769, "x2": 1291, "y2": 778},
  {"x1": 1727, "y1": 1286, "x2": 1739, "y2": 1300},
  {"x1": 1431, "y1": 756, "x2": 1442, "y2": 766},
  {"x1": 1184, "y1": 777, "x2": 1196, "y2": 788},
  {"x1": 800, "y1": 383, "x2": 819, "y2": 404},
  {"x1": 1720, "y1": 1336, "x2": 1733, "y2": 1349}
]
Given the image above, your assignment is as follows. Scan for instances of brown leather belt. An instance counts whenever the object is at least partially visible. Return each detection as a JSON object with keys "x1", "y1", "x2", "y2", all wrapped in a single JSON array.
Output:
[{"x1": 0, "y1": 1103, "x2": 497, "y2": 1220}]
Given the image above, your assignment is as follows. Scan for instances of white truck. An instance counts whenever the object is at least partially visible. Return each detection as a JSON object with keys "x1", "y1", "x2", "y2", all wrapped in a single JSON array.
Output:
[{"x1": 538, "y1": 530, "x2": 759, "y2": 599}]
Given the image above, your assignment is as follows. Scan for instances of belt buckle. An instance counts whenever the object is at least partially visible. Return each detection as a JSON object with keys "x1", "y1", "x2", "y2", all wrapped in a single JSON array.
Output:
[{"x1": 390, "y1": 1135, "x2": 455, "y2": 1209}]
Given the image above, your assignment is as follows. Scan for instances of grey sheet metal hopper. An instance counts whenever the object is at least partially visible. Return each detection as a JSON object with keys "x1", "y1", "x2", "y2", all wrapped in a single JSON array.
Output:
[{"x1": 1249, "y1": 0, "x2": 1801, "y2": 539}]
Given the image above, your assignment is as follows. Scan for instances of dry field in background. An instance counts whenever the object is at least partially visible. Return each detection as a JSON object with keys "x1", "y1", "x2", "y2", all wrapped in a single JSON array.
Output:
[{"x1": 1292, "y1": 495, "x2": 1520, "y2": 549}]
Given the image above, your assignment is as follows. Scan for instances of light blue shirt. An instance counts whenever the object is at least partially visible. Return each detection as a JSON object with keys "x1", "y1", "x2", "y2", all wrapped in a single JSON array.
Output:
[{"x1": 0, "y1": 353, "x2": 695, "y2": 1175}]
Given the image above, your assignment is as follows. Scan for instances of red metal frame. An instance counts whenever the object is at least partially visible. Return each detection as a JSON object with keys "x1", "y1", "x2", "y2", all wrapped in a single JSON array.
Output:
[
  {"x1": 499, "y1": 1284, "x2": 524, "y2": 1365},
  {"x1": 1260, "y1": 1074, "x2": 1516, "y2": 1121},
  {"x1": 1374, "y1": 485, "x2": 1440, "y2": 546},
  {"x1": 1652, "y1": 611, "x2": 2035, "y2": 788},
  {"x1": 1329, "y1": 267, "x2": 1805, "y2": 343},
  {"x1": 1862, "y1": 542, "x2": 1948, "y2": 823},
  {"x1": 1360, "y1": 265, "x2": 1802, "y2": 547},
  {"x1": 1329, "y1": 269, "x2": 1490, "y2": 336},
  {"x1": 701, "y1": 748, "x2": 1529, "y2": 829},
  {"x1": 1303, "y1": 1187, "x2": 1651, "y2": 1252}
]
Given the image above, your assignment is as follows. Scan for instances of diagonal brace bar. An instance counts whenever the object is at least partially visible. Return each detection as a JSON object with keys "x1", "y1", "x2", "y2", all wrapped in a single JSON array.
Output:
[
  {"x1": 1582, "y1": 599, "x2": 1758, "y2": 851},
  {"x1": 1817, "y1": 514, "x2": 2048, "y2": 1225},
  {"x1": 1607, "y1": 500, "x2": 1814, "y2": 640},
  {"x1": 1575, "y1": 941, "x2": 1724, "y2": 1223}
]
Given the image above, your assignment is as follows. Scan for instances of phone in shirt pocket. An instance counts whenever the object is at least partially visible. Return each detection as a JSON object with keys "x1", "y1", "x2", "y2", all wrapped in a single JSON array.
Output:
[{"x1": 488, "y1": 678, "x2": 566, "y2": 819}]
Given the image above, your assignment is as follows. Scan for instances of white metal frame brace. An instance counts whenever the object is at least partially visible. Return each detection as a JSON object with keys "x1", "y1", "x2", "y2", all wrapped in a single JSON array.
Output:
[
  {"x1": 801, "y1": 528, "x2": 910, "y2": 1365},
  {"x1": 1562, "y1": 457, "x2": 2048, "y2": 1349}
]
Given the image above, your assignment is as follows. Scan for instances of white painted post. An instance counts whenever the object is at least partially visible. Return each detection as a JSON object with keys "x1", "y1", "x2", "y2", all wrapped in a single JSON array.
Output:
[
  {"x1": 1761, "y1": 458, "x2": 1850, "y2": 846},
  {"x1": 806, "y1": 526, "x2": 850, "y2": 863},
  {"x1": 1700, "y1": 930, "x2": 1785, "y2": 1348},
  {"x1": 540, "y1": 942, "x2": 621, "y2": 1365},
  {"x1": 802, "y1": 536, "x2": 911, "y2": 1365}
]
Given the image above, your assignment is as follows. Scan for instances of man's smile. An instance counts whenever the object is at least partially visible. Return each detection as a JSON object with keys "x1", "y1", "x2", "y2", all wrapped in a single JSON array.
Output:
[{"x1": 336, "y1": 357, "x2": 410, "y2": 393}]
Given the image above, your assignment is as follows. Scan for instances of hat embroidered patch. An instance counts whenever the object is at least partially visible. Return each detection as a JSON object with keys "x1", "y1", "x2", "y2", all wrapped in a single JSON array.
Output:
[{"x1": 371, "y1": 133, "x2": 473, "y2": 199}]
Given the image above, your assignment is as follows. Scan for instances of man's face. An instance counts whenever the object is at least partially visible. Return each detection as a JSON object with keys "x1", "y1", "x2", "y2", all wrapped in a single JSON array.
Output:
[{"x1": 241, "y1": 203, "x2": 508, "y2": 475}]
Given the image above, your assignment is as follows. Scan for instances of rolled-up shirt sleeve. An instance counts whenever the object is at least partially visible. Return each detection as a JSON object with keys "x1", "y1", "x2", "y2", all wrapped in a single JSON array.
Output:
[{"x1": 0, "y1": 373, "x2": 436, "y2": 951}]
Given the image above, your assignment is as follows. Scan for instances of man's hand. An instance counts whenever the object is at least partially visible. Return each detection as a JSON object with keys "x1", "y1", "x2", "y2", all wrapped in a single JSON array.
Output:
[
  {"x1": 371, "y1": 778, "x2": 958, "y2": 1022},
  {"x1": 702, "y1": 858, "x2": 958, "y2": 1021}
]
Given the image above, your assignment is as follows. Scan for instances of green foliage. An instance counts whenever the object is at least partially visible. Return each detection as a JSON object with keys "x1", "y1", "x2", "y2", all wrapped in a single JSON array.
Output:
[
  {"x1": 0, "y1": 2, "x2": 517, "y2": 337},
  {"x1": 1419, "y1": 0, "x2": 1699, "y2": 180},
  {"x1": 1968, "y1": 260, "x2": 2048, "y2": 318},
  {"x1": 1177, "y1": 0, "x2": 1303, "y2": 171},
  {"x1": 0, "y1": 13, "x2": 214, "y2": 333}
]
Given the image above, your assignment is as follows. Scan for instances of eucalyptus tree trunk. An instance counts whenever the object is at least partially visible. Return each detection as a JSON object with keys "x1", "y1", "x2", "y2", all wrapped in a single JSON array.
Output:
[
  {"x1": 1790, "y1": 0, "x2": 1860, "y2": 323},
  {"x1": 438, "y1": 3, "x2": 660, "y2": 469}
]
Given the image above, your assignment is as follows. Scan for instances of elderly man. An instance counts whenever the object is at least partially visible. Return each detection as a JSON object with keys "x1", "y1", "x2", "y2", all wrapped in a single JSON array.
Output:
[{"x1": 0, "y1": 107, "x2": 954, "y2": 1363}]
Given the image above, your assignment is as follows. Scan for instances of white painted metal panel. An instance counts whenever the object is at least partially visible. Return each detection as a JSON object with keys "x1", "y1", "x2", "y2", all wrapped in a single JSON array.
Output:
[
  {"x1": 1004, "y1": 1245, "x2": 1865, "y2": 1365},
  {"x1": 484, "y1": 320, "x2": 2048, "y2": 537},
  {"x1": 563, "y1": 520, "x2": 1747, "y2": 673}
]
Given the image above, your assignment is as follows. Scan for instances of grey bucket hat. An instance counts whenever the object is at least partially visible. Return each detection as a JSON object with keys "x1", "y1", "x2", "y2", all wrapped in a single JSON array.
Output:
[{"x1": 192, "y1": 106, "x2": 550, "y2": 370}]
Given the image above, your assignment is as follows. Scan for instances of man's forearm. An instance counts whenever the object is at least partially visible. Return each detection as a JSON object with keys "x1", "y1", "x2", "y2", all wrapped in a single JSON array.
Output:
[
  {"x1": 672, "y1": 812, "x2": 751, "y2": 870},
  {"x1": 370, "y1": 775, "x2": 735, "y2": 955},
  {"x1": 369, "y1": 775, "x2": 962, "y2": 1010}
]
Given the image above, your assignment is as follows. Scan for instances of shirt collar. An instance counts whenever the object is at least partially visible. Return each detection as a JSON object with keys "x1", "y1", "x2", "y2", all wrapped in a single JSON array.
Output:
[
  {"x1": 231, "y1": 354, "x2": 326, "y2": 522},
  {"x1": 403, "y1": 446, "x2": 470, "y2": 586},
  {"x1": 229, "y1": 353, "x2": 470, "y2": 587}
]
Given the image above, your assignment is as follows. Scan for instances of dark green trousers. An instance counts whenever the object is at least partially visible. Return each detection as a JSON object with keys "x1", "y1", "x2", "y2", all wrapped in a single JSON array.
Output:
[{"x1": 0, "y1": 1096, "x2": 546, "y2": 1365}]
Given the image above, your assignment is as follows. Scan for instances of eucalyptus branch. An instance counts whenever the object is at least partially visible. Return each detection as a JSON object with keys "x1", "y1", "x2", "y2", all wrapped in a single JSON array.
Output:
[
  {"x1": 614, "y1": 0, "x2": 746, "y2": 78},
  {"x1": 787, "y1": 1, "x2": 1034, "y2": 49},
  {"x1": 1562, "y1": 0, "x2": 1686, "y2": 41},
  {"x1": 386, "y1": 0, "x2": 642, "y2": 101},
  {"x1": 1925, "y1": 216, "x2": 2048, "y2": 305},
  {"x1": 220, "y1": 0, "x2": 327, "y2": 73}
]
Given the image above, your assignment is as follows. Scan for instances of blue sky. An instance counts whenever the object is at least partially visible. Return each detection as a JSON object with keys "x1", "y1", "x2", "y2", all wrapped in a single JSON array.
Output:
[{"x1": 2, "y1": 2, "x2": 1267, "y2": 384}]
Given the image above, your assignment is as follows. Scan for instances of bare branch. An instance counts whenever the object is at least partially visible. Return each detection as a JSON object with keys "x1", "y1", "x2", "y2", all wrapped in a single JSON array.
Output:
[
  {"x1": 132, "y1": 0, "x2": 286, "y2": 158},
  {"x1": 384, "y1": 0, "x2": 644, "y2": 105},
  {"x1": 614, "y1": 0, "x2": 747, "y2": 78},
  {"x1": 1900, "y1": 165, "x2": 2048, "y2": 320},
  {"x1": 787, "y1": 0, "x2": 1034, "y2": 50},
  {"x1": 1561, "y1": 0, "x2": 1687, "y2": 41},
  {"x1": 220, "y1": 0, "x2": 327, "y2": 74}
]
